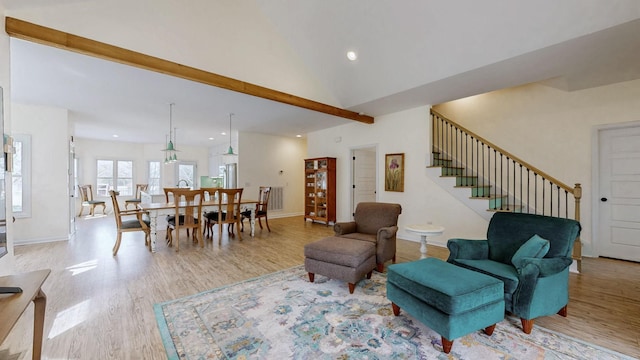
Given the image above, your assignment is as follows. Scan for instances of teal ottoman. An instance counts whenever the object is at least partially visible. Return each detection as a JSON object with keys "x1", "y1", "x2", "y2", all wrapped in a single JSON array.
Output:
[{"x1": 387, "y1": 258, "x2": 504, "y2": 354}]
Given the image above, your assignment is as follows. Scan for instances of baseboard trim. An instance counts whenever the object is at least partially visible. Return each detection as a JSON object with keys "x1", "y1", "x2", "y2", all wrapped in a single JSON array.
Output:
[{"x1": 15, "y1": 236, "x2": 69, "y2": 246}]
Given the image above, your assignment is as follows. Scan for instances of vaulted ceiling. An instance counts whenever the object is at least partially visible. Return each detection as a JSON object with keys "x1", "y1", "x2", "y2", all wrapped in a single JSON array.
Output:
[{"x1": 4, "y1": 0, "x2": 640, "y2": 147}]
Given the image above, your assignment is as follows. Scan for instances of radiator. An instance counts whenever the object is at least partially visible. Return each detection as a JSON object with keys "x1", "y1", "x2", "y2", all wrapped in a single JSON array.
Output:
[{"x1": 269, "y1": 186, "x2": 283, "y2": 211}]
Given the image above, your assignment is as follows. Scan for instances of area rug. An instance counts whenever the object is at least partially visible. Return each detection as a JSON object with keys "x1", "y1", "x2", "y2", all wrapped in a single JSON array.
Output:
[{"x1": 154, "y1": 265, "x2": 635, "y2": 360}]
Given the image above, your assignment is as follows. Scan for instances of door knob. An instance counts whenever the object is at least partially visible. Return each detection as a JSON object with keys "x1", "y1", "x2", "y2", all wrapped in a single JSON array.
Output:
[{"x1": 601, "y1": 197, "x2": 608, "y2": 202}]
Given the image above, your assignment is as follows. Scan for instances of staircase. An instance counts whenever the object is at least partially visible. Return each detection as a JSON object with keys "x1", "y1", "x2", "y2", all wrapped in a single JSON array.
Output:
[{"x1": 429, "y1": 109, "x2": 583, "y2": 271}]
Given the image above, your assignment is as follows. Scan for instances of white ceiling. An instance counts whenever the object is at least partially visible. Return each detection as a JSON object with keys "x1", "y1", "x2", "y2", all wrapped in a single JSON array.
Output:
[{"x1": 6, "y1": 1, "x2": 640, "y2": 147}]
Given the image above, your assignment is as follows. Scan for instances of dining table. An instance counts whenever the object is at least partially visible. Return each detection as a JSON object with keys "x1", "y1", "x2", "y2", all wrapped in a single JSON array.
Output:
[{"x1": 138, "y1": 198, "x2": 259, "y2": 252}]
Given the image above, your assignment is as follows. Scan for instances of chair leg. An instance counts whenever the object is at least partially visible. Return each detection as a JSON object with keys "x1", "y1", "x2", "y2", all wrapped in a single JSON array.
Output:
[
  {"x1": 236, "y1": 220, "x2": 242, "y2": 241},
  {"x1": 557, "y1": 305, "x2": 568, "y2": 317},
  {"x1": 308, "y1": 272, "x2": 315, "y2": 283},
  {"x1": 376, "y1": 263, "x2": 384, "y2": 272},
  {"x1": 258, "y1": 217, "x2": 264, "y2": 230},
  {"x1": 167, "y1": 229, "x2": 173, "y2": 247},
  {"x1": 78, "y1": 206, "x2": 84, "y2": 217},
  {"x1": 391, "y1": 302, "x2": 400, "y2": 316},
  {"x1": 521, "y1": 318, "x2": 534, "y2": 334},
  {"x1": 366, "y1": 271, "x2": 372, "y2": 279},
  {"x1": 484, "y1": 324, "x2": 496, "y2": 336},
  {"x1": 264, "y1": 215, "x2": 271, "y2": 232},
  {"x1": 441, "y1": 337, "x2": 453, "y2": 354},
  {"x1": 112, "y1": 232, "x2": 122, "y2": 256},
  {"x1": 101, "y1": 204, "x2": 106, "y2": 214},
  {"x1": 175, "y1": 226, "x2": 180, "y2": 252},
  {"x1": 348, "y1": 283, "x2": 356, "y2": 294}
]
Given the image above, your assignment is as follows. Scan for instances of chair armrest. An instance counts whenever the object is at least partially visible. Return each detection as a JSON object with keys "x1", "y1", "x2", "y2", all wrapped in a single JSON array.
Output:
[
  {"x1": 518, "y1": 257, "x2": 573, "y2": 277},
  {"x1": 135, "y1": 211, "x2": 149, "y2": 229},
  {"x1": 446, "y1": 239, "x2": 489, "y2": 261},
  {"x1": 334, "y1": 221, "x2": 356, "y2": 235},
  {"x1": 377, "y1": 225, "x2": 398, "y2": 240}
]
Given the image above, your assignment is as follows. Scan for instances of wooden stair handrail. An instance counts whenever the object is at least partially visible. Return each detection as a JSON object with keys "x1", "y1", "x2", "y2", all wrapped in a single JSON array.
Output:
[{"x1": 431, "y1": 109, "x2": 579, "y2": 197}]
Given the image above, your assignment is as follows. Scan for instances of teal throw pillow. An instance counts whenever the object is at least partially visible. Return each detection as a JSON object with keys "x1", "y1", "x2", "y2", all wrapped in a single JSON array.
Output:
[{"x1": 511, "y1": 234, "x2": 550, "y2": 268}]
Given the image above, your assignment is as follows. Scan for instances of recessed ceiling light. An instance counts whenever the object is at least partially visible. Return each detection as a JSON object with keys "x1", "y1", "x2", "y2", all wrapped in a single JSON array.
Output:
[
  {"x1": 221, "y1": 132, "x2": 227, "y2": 136},
  {"x1": 296, "y1": 134, "x2": 302, "y2": 138},
  {"x1": 112, "y1": 134, "x2": 119, "y2": 138},
  {"x1": 208, "y1": 137, "x2": 214, "y2": 140},
  {"x1": 347, "y1": 51, "x2": 357, "y2": 61}
]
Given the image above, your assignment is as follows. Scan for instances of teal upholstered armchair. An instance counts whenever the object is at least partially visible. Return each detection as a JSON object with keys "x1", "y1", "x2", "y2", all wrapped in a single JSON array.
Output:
[{"x1": 447, "y1": 212, "x2": 581, "y2": 334}]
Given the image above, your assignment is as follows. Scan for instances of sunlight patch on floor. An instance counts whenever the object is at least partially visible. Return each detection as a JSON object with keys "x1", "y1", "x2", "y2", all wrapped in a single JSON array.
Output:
[
  {"x1": 66, "y1": 259, "x2": 98, "y2": 276},
  {"x1": 48, "y1": 299, "x2": 92, "y2": 339}
]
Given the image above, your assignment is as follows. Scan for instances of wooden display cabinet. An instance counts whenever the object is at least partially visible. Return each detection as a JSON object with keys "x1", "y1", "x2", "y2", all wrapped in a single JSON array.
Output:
[{"x1": 304, "y1": 157, "x2": 336, "y2": 225}]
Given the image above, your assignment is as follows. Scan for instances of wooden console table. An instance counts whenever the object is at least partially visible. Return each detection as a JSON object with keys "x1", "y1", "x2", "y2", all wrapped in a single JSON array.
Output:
[{"x1": 0, "y1": 269, "x2": 51, "y2": 360}]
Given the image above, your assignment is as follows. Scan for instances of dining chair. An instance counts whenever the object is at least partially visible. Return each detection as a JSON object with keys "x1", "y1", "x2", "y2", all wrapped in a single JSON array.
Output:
[
  {"x1": 211, "y1": 188, "x2": 244, "y2": 241},
  {"x1": 238, "y1": 186, "x2": 271, "y2": 232},
  {"x1": 200, "y1": 187, "x2": 221, "y2": 238},
  {"x1": 78, "y1": 184, "x2": 106, "y2": 217},
  {"x1": 163, "y1": 187, "x2": 189, "y2": 242},
  {"x1": 167, "y1": 188, "x2": 204, "y2": 252},
  {"x1": 125, "y1": 184, "x2": 149, "y2": 209},
  {"x1": 109, "y1": 190, "x2": 150, "y2": 256}
]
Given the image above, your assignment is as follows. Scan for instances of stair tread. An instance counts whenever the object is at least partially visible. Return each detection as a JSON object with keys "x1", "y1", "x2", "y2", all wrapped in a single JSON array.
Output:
[
  {"x1": 487, "y1": 205, "x2": 524, "y2": 213},
  {"x1": 469, "y1": 194, "x2": 508, "y2": 200}
]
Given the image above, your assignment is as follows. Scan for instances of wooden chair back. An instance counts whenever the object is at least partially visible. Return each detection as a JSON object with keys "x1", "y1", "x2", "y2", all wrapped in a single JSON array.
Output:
[
  {"x1": 200, "y1": 187, "x2": 221, "y2": 201},
  {"x1": 109, "y1": 190, "x2": 124, "y2": 227},
  {"x1": 257, "y1": 186, "x2": 271, "y2": 214},
  {"x1": 216, "y1": 188, "x2": 244, "y2": 240},
  {"x1": 134, "y1": 184, "x2": 149, "y2": 199},
  {"x1": 170, "y1": 188, "x2": 204, "y2": 251},
  {"x1": 163, "y1": 187, "x2": 181, "y2": 203},
  {"x1": 79, "y1": 185, "x2": 94, "y2": 202}
]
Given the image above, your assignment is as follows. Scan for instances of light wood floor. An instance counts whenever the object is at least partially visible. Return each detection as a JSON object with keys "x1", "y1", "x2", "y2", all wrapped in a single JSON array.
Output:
[{"x1": 1, "y1": 215, "x2": 639, "y2": 359}]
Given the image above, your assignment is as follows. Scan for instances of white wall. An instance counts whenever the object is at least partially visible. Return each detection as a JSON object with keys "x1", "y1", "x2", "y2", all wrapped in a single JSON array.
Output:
[
  {"x1": 0, "y1": 5, "x2": 15, "y2": 274},
  {"x1": 433, "y1": 79, "x2": 640, "y2": 256},
  {"x1": 238, "y1": 132, "x2": 306, "y2": 217},
  {"x1": 307, "y1": 105, "x2": 489, "y2": 246},
  {"x1": 12, "y1": 104, "x2": 70, "y2": 244}
]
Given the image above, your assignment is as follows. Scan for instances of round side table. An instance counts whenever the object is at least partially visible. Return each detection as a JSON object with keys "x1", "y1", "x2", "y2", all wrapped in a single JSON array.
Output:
[{"x1": 405, "y1": 224, "x2": 445, "y2": 259}]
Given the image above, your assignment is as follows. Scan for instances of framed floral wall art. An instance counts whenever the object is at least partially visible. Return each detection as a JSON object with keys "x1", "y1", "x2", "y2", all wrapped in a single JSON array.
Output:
[{"x1": 385, "y1": 153, "x2": 404, "y2": 192}]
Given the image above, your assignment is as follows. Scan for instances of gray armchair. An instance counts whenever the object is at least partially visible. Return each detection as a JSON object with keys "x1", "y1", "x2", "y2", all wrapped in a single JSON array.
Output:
[{"x1": 334, "y1": 202, "x2": 402, "y2": 272}]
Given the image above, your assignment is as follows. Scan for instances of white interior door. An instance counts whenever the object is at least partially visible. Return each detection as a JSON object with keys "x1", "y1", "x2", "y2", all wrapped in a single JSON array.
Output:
[
  {"x1": 598, "y1": 125, "x2": 640, "y2": 261},
  {"x1": 351, "y1": 147, "x2": 377, "y2": 217},
  {"x1": 68, "y1": 138, "x2": 76, "y2": 237}
]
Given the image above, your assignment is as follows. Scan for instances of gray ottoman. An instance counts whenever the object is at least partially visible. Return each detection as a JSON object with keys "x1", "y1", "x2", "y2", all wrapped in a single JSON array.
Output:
[{"x1": 304, "y1": 236, "x2": 376, "y2": 293}]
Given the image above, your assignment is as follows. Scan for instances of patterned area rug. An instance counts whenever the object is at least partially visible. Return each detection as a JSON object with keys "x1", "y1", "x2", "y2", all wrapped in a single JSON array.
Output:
[{"x1": 154, "y1": 265, "x2": 634, "y2": 360}]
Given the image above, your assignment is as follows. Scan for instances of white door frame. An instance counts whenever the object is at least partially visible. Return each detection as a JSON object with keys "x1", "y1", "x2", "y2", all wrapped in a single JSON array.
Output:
[
  {"x1": 350, "y1": 144, "x2": 378, "y2": 219},
  {"x1": 591, "y1": 120, "x2": 640, "y2": 257}
]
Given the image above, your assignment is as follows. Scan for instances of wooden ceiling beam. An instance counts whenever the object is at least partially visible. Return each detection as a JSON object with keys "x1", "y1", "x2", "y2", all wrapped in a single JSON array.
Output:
[{"x1": 5, "y1": 17, "x2": 374, "y2": 124}]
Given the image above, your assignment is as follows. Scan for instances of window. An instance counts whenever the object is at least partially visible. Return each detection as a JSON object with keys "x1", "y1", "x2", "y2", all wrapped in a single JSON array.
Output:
[
  {"x1": 148, "y1": 161, "x2": 161, "y2": 195},
  {"x1": 176, "y1": 161, "x2": 197, "y2": 188},
  {"x1": 96, "y1": 160, "x2": 133, "y2": 196},
  {"x1": 12, "y1": 134, "x2": 32, "y2": 218}
]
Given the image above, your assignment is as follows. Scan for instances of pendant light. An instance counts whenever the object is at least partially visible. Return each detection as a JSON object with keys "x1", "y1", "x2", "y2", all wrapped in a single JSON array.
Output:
[
  {"x1": 226, "y1": 113, "x2": 238, "y2": 156},
  {"x1": 162, "y1": 103, "x2": 179, "y2": 163}
]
